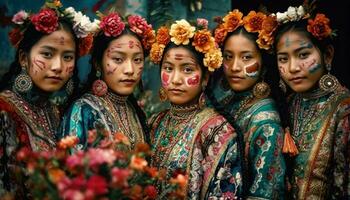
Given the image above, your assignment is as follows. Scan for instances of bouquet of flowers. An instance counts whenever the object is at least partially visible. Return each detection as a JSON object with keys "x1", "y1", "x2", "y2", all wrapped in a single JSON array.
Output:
[{"x1": 16, "y1": 127, "x2": 186, "y2": 200}]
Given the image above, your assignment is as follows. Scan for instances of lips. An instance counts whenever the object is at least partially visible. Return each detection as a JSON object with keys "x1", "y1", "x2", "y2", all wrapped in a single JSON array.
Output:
[
  {"x1": 46, "y1": 76, "x2": 63, "y2": 82},
  {"x1": 168, "y1": 88, "x2": 185, "y2": 94},
  {"x1": 289, "y1": 76, "x2": 305, "y2": 84},
  {"x1": 120, "y1": 79, "x2": 136, "y2": 85},
  {"x1": 227, "y1": 75, "x2": 244, "y2": 83}
]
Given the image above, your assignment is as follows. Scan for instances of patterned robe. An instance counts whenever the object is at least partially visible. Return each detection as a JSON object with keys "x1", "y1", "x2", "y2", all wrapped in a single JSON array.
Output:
[
  {"x1": 288, "y1": 87, "x2": 350, "y2": 199},
  {"x1": 0, "y1": 90, "x2": 59, "y2": 198},
  {"x1": 149, "y1": 106, "x2": 242, "y2": 199},
  {"x1": 216, "y1": 88, "x2": 286, "y2": 199},
  {"x1": 60, "y1": 92, "x2": 145, "y2": 150}
]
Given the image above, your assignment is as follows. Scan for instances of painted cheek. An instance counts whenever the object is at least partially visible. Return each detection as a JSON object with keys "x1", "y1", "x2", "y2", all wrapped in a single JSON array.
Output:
[
  {"x1": 106, "y1": 63, "x2": 118, "y2": 75},
  {"x1": 32, "y1": 57, "x2": 47, "y2": 75},
  {"x1": 137, "y1": 66, "x2": 144, "y2": 76},
  {"x1": 223, "y1": 63, "x2": 229, "y2": 71},
  {"x1": 244, "y1": 62, "x2": 260, "y2": 78},
  {"x1": 279, "y1": 65, "x2": 286, "y2": 75},
  {"x1": 186, "y1": 74, "x2": 200, "y2": 87},
  {"x1": 305, "y1": 59, "x2": 321, "y2": 73},
  {"x1": 161, "y1": 72, "x2": 170, "y2": 87},
  {"x1": 65, "y1": 65, "x2": 74, "y2": 75}
]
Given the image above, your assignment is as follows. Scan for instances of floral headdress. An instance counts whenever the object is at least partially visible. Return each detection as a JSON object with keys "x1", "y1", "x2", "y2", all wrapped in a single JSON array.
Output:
[
  {"x1": 150, "y1": 18, "x2": 223, "y2": 72},
  {"x1": 8, "y1": 0, "x2": 98, "y2": 56},
  {"x1": 275, "y1": 5, "x2": 335, "y2": 40},
  {"x1": 94, "y1": 12, "x2": 156, "y2": 52},
  {"x1": 214, "y1": 9, "x2": 278, "y2": 50}
]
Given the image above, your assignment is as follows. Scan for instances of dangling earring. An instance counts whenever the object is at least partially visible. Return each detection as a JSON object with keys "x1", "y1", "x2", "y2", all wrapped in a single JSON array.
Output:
[
  {"x1": 92, "y1": 70, "x2": 108, "y2": 96},
  {"x1": 159, "y1": 87, "x2": 167, "y2": 102},
  {"x1": 319, "y1": 63, "x2": 340, "y2": 92},
  {"x1": 65, "y1": 79, "x2": 74, "y2": 96},
  {"x1": 198, "y1": 84, "x2": 206, "y2": 109},
  {"x1": 13, "y1": 66, "x2": 32, "y2": 93},
  {"x1": 253, "y1": 80, "x2": 270, "y2": 99},
  {"x1": 279, "y1": 78, "x2": 287, "y2": 93}
]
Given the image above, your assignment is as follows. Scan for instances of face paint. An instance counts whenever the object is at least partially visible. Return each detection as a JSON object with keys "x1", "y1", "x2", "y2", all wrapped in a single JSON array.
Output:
[
  {"x1": 279, "y1": 65, "x2": 286, "y2": 75},
  {"x1": 244, "y1": 62, "x2": 260, "y2": 78},
  {"x1": 59, "y1": 36, "x2": 65, "y2": 45},
  {"x1": 33, "y1": 57, "x2": 46, "y2": 71},
  {"x1": 299, "y1": 58, "x2": 321, "y2": 74},
  {"x1": 285, "y1": 36, "x2": 290, "y2": 47},
  {"x1": 128, "y1": 40, "x2": 134, "y2": 49},
  {"x1": 137, "y1": 66, "x2": 143, "y2": 76},
  {"x1": 300, "y1": 40, "x2": 313, "y2": 49},
  {"x1": 223, "y1": 63, "x2": 229, "y2": 70},
  {"x1": 186, "y1": 74, "x2": 200, "y2": 87},
  {"x1": 66, "y1": 65, "x2": 74, "y2": 75},
  {"x1": 174, "y1": 53, "x2": 184, "y2": 60},
  {"x1": 106, "y1": 63, "x2": 118, "y2": 75},
  {"x1": 161, "y1": 72, "x2": 170, "y2": 87}
]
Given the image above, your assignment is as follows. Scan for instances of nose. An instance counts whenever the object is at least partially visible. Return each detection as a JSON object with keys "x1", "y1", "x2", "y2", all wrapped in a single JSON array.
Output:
[
  {"x1": 123, "y1": 59, "x2": 134, "y2": 75},
  {"x1": 171, "y1": 69, "x2": 182, "y2": 85},
  {"x1": 50, "y1": 57, "x2": 63, "y2": 73},
  {"x1": 229, "y1": 58, "x2": 241, "y2": 72},
  {"x1": 289, "y1": 59, "x2": 301, "y2": 73}
]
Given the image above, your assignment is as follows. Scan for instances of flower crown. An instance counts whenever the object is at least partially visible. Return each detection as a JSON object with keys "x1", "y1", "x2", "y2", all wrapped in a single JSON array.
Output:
[
  {"x1": 150, "y1": 19, "x2": 223, "y2": 72},
  {"x1": 275, "y1": 5, "x2": 334, "y2": 40},
  {"x1": 214, "y1": 9, "x2": 278, "y2": 50},
  {"x1": 94, "y1": 12, "x2": 156, "y2": 51},
  {"x1": 8, "y1": 0, "x2": 97, "y2": 56}
]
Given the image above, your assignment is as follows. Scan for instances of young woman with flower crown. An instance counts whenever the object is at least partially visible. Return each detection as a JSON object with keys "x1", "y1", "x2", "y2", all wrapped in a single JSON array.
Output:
[
  {"x1": 208, "y1": 10, "x2": 287, "y2": 199},
  {"x1": 149, "y1": 19, "x2": 242, "y2": 199},
  {"x1": 273, "y1": 5, "x2": 350, "y2": 199},
  {"x1": 60, "y1": 12, "x2": 153, "y2": 150},
  {"x1": 0, "y1": 1, "x2": 95, "y2": 198}
]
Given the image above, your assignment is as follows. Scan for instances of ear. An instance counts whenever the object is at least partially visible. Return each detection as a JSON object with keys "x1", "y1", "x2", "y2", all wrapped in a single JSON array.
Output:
[
  {"x1": 18, "y1": 49, "x2": 29, "y2": 69},
  {"x1": 202, "y1": 71, "x2": 210, "y2": 88},
  {"x1": 324, "y1": 45, "x2": 334, "y2": 66}
]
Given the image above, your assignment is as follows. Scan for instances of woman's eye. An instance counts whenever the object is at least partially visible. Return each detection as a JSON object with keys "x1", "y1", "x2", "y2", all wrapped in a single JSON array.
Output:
[
  {"x1": 134, "y1": 57, "x2": 144, "y2": 64},
  {"x1": 113, "y1": 57, "x2": 123, "y2": 63},
  {"x1": 63, "y1": 55, "x2": 74, "y2": 62},
  {"x1": 242, "y1": 55, "x2": 252, "y2": 61},
  {"x1": 162, "y1": 65, "x2": 172, "y2": 72},
  {"x1": 299, "y1": 52, "x2": 310, "y2": 59},
  {"x1": 184, "y1": 66, "x2": 194, "y2": 73},
  {"x1": 41, "y1": 52, "x2": 52, "y2": 58},
  {"x1": 278, "y1": 56, "x2": 288, "y2": 63},
  {"x1": 224, "y1": 54, "x2": 232, "y2": 60}
]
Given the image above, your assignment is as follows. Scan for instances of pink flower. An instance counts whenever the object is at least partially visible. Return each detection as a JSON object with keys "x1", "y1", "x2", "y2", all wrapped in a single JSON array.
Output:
[
  {"x1": 111, "y1": 167, "x2": 131, "y2": 187},
  {"x1": 144, "y1": 185, "x2": 157, "y2": 199},
  {"x1": 30, "y1": 9, "x2": 58, "y2": 34},
  {"x1": 128, "y1": 15, "x2": 152, "y2": 35},
  {"x1": 100, "y1": 13, "x2": 125, "y2": 37},
  {"x1": 66, "y1": 151, "x2": 85, "y2": 169},
  {"x1": 86, "y1": 175, "x2": 108, "y2": 195},
  {"x1": 87, "y1": 148, "x2": 116, "y2": 168},
  {"x1": 223, "y1": 191, "x2": 237, "y2": 199},
  {"x1": 197, "y1": 18, "x2": 208, "y2": 29},
  {"x1": 12, "y1": 10, "x2": 28, "y2": 24}
]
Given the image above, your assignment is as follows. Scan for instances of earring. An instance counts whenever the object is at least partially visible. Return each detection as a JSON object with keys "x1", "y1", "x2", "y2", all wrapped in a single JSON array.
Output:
[
  {"x1": 13, "y1": 67, "x2": 32, "y2": 93},
  {"x1": 198, "y1": 92, "x2": 206, "y2": 109},
  {"x1": 319, "y1": 64, "x2": 339, "y2": 92},
  {"x1": 253, "y1": 81, "x2": 270, "y2": 99},
  {"x1": 66, "y1": 79, "x2": 74, "y2": 96},
  {"x1": 159, "y1": 87, "x2": 167, "y2": 102},
  {"x1": 279, "y1": 78, "x2": 287, "y2": 93},
  {"x1": 92, "y1": 70, "x2": 108, "y2": 96}
]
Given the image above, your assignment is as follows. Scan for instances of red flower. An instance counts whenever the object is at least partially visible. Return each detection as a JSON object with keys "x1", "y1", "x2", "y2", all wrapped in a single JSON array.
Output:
[
  {"x1": 307, "y1": 13, "x2": 332, "y2": 40},
  {"x1": 100, "y1": 13, "x2": 125, "y2": 37},
  {"x1": 144, "y1": 185, "x2": 157, "y2": 199},
  {"x1": 78, "y1": 34, "x2": 93, "y2": 57},
  {"x1": 30, "y1": 8, "x2": 58, "y2": 34},
  {"x1": 111, "y1": 167, "x2": 131, "y2": 188},
  {"x1": 128, "y1": 15, "x2": 152, "y2": 35},
  {"x1": 86, "y1": 175, "x2": 108, "y2": 195},
  {"x1": 8, "y1": 28, "x2": 23, "y2": 47}
]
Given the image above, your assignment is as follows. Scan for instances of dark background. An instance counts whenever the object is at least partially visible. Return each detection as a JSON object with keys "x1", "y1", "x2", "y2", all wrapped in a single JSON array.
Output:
[{"x1": 231, "y1": 0, "x2": 350, "y2": 89}]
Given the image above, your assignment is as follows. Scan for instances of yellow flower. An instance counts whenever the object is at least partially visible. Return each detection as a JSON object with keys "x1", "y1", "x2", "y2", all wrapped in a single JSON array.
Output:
[
  {"x1": 169, "y1": 19, "x2": 195, "y2": 45},
  {"x1": 203, "y1": 48, "x2": 223, "y2": 72}
]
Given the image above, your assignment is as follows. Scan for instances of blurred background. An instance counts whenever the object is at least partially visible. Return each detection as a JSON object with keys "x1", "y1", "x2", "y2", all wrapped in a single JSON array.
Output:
[{"x1": 1, "y1": 0, "x2": 349, "y2": 116}]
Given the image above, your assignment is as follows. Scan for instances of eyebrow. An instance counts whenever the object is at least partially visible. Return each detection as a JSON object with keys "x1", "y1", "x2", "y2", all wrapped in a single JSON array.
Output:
[
  {"x1": 40, "y1": 46, "x2": 75, "y2": 54},
  {"x1": 277, "y1": 46, "x2": 311, "y2": 55},
  {"x1": 108, "y1": 50, "x2": 143, "y2": 56}
]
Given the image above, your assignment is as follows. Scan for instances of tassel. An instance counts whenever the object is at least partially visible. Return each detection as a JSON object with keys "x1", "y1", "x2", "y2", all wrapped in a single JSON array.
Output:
[{"x1": 282, "y1": 127, "x2": 299, "y2": 156}]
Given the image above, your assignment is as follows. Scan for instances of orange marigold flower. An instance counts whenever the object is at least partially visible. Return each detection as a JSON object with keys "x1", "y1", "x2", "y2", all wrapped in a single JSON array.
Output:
[
  {"x1": 223, "y1": 9, "x2": 243, "y2": 32},
  {"x1": 257, "y1": 32, "x2": 274, "y2": 50},
  {"x1": 130, "y1": 155, "x2": 148, "y2": 171},
  {"x1": 169, "y1": 19, "x2": 195, "y2": 45},
  {"x1": 58, "y1": 135, "x2": 79, "y2": 149},
  {"x1": 307, "y1": 13, "x2": 332, "y2": 40},
  {"x1": 261, "y1": 15, "x2": 278, "y2": 35},
  {"x1": 156, "y1": 26, "x2": 170, "y2": 45},
  {"x1": 150, "y1": 43, "x2": 165, "y2": 64},
  {"x1": 243, "y1": 11, "x2": 266, "y2": 33},
  {"x1": 134, "y1": 142, "x2": 150, "y2": 154},
  {"x1": 142, "y1": 29, "x2": 156, "y2": 50},
  {"x1": 214, "y1": 25, "x2": 228, "y2": 45},
  {"x1": 203, "y1": 48, "x2": 223, "y2": 72},
  {"x1": 78, "y1": 34, "x2": 93, "y2": 57},
  {"x1": 48, "y1": 168, "x2": 66, "y2": 184},
  {"x1": 192, "y1": 30, "x2": 215, "y2": 53},
  {"x1": 114, "y1": 132, "x2": 130, "y2": 146},
  {"x1": 170, "y1": 174, "x2": 188, "y2": 189}
]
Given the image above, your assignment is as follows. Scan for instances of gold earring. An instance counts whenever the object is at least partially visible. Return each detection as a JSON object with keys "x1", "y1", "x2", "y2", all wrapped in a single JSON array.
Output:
[
  {"x1": 319, "y1": 63, "x2": 339, "y2": 92},
  {"x1": 253, "y1": 81, "x2": 270, "y2": 99},
  {"x1": 159, "y1": 87, "x2": 167, "y2": 102}
]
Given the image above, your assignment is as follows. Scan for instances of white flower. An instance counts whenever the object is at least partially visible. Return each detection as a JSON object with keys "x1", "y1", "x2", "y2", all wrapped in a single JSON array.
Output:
[
  {"x1": 64, "y1": 7, "x2": 76, "y2": 16},
  {"x1": 12, "y1": 10, "x2": 28, "y2": 25},
  {"x1": 90, "y1": 19, "x2": 100, "y2": 33},
  {"x1": 276, "y1": 5, "x2": 306, "y2": 24},
  {"x1": 276, "y1": 12, "x2": 288, "y2": 23},
  {"x1": 297, "y1": 5, "x2": 305, "y2": 19},
  {"x1": 286, "y1": 6, "x2": 298, "y2": 21},
  {"x1": 71, "y1": 11, "x2": 94, "y2": 38}
]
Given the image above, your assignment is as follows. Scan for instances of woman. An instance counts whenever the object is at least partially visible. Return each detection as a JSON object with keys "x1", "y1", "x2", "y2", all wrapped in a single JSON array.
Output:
[
  {"x1": 209, "y1": 10, "x2": 286, "y2": 199},
  {"x1": 149, "y1": 19, "x2": 242, "y2": 199},
  {"x1": 0, "y1": 3, "x2": 94, "y2": 198},
  {"x1": 60, "y1": 13, "x2": 153, "y2": 150},
  {"x1": 274, "y1": 6, "x2": 350, "y2": 199}
]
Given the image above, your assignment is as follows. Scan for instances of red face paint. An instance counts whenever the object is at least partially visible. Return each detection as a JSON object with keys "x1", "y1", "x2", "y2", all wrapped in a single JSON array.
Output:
[
  {"x1": 137, "y1": 66, "x2": 144, "y2": 76},
  {"x1": 161, "y1": 72, "x2": 170, "y2": 87},
  {"x1": 186, "y1": 74, "x2": 200, "y2": 86},
  {"x1": 174, "y1": 53, "x2": 184, "y2": 60},
  {"x1": 59, "y1": 36, "x2": 65, "y2": 45},
  {"x1": 66, "y1": 65, "x2": 74, "y2": 74},
  {"x1": 279, "y1": 66, "x2": 286, "y2": 75},
  {"x1": 33, "y1": 58, "x2": 46, "y2": 71},
  {"x1": 106, "y1": 63, "x2": 117, "y2": 75},
  {"x1": 128, "y1": 40, "x2": 134, "y2": 49},
  {"x1": 244, "y1": 62, "x2": 259, "y2": 78}
]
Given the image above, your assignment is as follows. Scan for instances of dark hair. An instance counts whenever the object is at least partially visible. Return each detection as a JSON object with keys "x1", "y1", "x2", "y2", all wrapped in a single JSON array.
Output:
[
  {"x1": 87, "y1": 28, "x2": 149, "y2": 140},
  {"x1": 0, "y1": 19, "x2": 80, "y2": 109}
]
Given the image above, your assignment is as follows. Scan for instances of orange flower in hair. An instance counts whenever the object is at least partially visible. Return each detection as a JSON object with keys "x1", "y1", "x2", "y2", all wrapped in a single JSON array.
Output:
[
  {"x1": 156, "y1": 26, "x2": 170, "y2": 45},
  {"x1": 214, "y1": 24, "x2": 228, "y2": 45},
  {"x1": 223, "y1": 9, "x2": 243, "y2": 32},
  {"x1": 78, "y1": 34, "x2": 93, "y2": 56},
  {"x1": 192, "y1": 29, "x2": 215, "y2": 53},
  {"x1": 243, "y1": 11, "x2": 266, "y2": 33},
  {"x1": 261, "y1": 15, "x2": 278, "y2": 35},
  {"x1": 307, "y1": 13, "x2": 332, "y2": 40},
  {"x1": 150, "y1": 43, "x2": 165, "y2": 64},
  {"x1": 142, "y1": 29, "x2": 156, "y2": 50}
]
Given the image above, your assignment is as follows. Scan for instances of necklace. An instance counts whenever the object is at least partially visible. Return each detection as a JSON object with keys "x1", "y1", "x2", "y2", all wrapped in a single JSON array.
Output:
[{"x1": 233, "y1": 94, "x2": 255, "y2": 120}]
